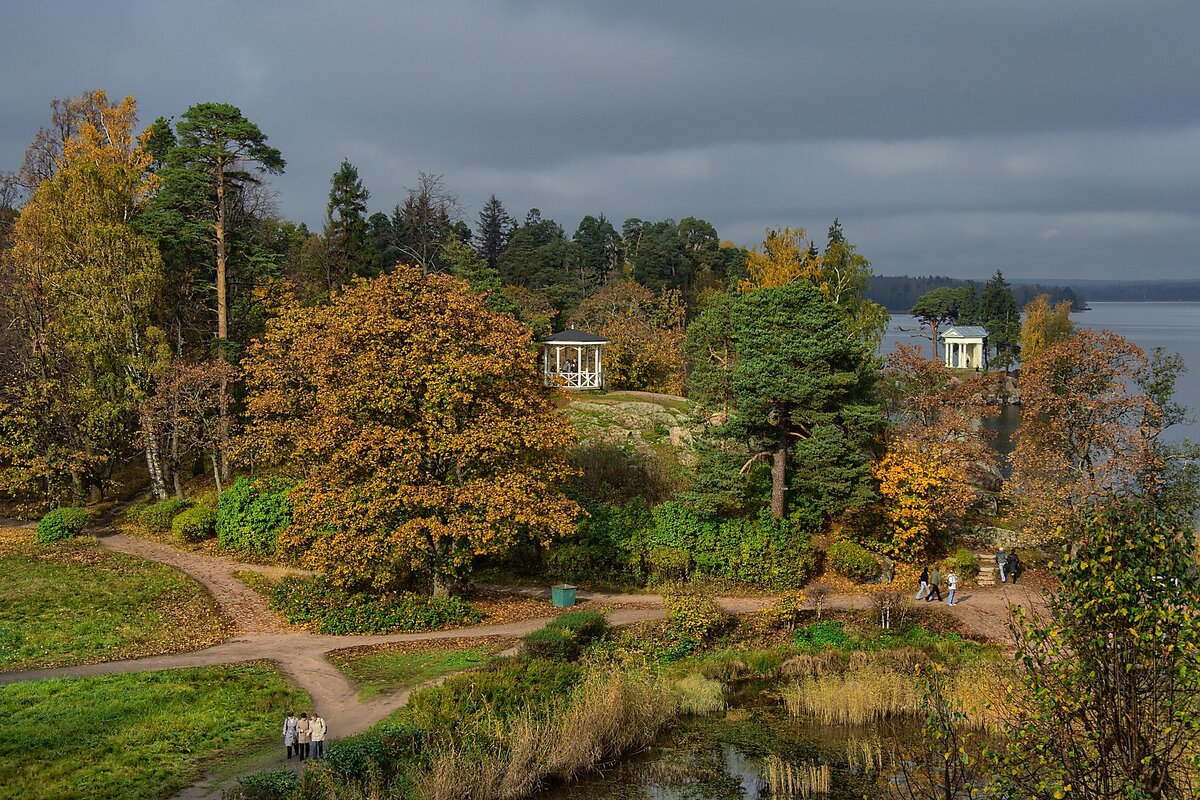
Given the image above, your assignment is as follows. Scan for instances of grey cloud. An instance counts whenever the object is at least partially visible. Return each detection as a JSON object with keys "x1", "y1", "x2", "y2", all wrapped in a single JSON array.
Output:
[{"x1": 3, "y1": 1, "x2": 1199, "y2": 280}]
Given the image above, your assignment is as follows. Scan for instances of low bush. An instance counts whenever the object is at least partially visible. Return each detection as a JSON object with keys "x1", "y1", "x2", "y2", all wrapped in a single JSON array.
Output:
[
  {"x1": 323, "y1": 721, "x2": 424, "y2": 783},
  {"x1": 225, "y1": 769, "x2": 299, "y2": 800},
  {"x1": 828, "y1": 540, "x2": 880, "y2": 583},
  {"x1": 172, "y1": 505, "x2": 217, "y2": 543},
  {"x1": 523, "y1": 627, "x2": 578, "y2": 661},
  {"x1": 550, "y1": 610, "x2": 609, "y2": 642},
  {"x1": 663, "y1": 589, "x2": 728, "y2": 645},
  {"x1": 794, "y1": 620, "x2": 855, "y2": 652},
  {"x1": 946, "y1": 547, "x2": 979, "y2": 579},
  {"x1": 524, "y1": 611, "x2": 611, "y2": 661},
  {"x1": 216, "y1": 476, "x2": 293, "y2": 555},
  {"x1": 35, "y1": 507, "x2": 90, "y2": 543},
  {"x1": 270, "y1": 577, "x2": 481, "y2": 634},
  {"x1": 139, "y1": 498, "x2": 194, "y2": 532}
]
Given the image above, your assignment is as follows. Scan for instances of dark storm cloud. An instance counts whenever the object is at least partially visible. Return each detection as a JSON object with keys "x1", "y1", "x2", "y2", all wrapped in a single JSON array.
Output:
[{"x1": 4, "y1": 0, "x2": 1200, "y2": 280}]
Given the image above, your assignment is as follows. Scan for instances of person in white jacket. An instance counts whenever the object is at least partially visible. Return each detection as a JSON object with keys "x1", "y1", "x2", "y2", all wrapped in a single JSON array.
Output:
[
  {"x1": 282, "y1": 711, "x2": 298, "y2": 759},
  {"x1": 947, "y1": 570, "x2": 960, "y2": 606},
  {"x1": 310, "y1": 713, "x2": 328, "y2": 760}
]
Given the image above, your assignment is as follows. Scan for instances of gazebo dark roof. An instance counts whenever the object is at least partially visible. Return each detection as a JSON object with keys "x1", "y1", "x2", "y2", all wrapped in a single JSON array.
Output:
[{"x1": 543, "y1": 328, "x2": 610, "y2": 345}]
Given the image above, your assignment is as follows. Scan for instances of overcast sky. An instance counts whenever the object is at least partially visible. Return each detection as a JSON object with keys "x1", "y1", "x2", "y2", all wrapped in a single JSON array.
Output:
[{"x1": 4, "y1": 0, "x2": 1199, "y2": 281}]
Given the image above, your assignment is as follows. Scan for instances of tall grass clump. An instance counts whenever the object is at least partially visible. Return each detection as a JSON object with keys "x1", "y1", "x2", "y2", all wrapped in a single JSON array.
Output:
[
  {"x1": 671, "y1": 673, "x2": 726, "y2": 714},
  {"x1": 416, "y1": 669, "x2": 676, "y2": 800},
  {"x1": 781, "y1": 665, "x2": 917, "y2": 725},
  {"x1": 762, "y1": 755, "x2": 831, "y2": 799}
]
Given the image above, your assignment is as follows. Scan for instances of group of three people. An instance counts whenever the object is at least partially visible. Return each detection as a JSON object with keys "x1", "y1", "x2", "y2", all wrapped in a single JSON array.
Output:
[
  {"x1": 916, "y1": 565, "x2": 960, "y2": 605},
  {"x1": 283, "y1": 711, "x2": 327, "y2": 760}
]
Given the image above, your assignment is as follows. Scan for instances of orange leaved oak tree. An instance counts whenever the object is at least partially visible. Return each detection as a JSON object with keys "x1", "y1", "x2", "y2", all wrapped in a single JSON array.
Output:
[
  {"x1": 1006, "y1": 329, "x2": 1190, "y2": 544},
  {"x1": 238, "y1": 266, "x2": 580, "y2": 596}
]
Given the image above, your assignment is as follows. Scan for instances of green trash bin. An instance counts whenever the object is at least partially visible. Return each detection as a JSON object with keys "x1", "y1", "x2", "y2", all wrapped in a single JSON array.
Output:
[{"x1": 551, "y1": 584, "x2": 577, "y2": 608}]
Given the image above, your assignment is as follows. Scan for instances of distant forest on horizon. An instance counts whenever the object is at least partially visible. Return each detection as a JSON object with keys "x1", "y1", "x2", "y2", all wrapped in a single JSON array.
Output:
[
  {"x1": 866, "y1": 275, "x2": 1083, "y2": 312},
  {"x1": 869, "y1": 275, "x2": 1200, "y2": 312}
]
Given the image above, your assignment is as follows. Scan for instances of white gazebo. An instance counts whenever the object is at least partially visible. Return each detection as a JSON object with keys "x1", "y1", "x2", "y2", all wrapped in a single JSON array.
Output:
[
  {"x1": 940, "y1": 325, "x2": 989, "y2": 370},
  {"x1": 542, "y1": 329, "x2": 609, "y2": 389}
]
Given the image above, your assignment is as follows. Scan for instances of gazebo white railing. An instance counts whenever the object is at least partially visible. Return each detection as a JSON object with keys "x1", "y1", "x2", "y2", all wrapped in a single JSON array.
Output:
[{"x1": 542, "y1": 329, "x2": 609, "y2": 390}]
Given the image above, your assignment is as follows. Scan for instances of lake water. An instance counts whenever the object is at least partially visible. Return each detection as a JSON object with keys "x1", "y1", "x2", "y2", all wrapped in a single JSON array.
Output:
[{"x1": 882, "y1": 301, "x2": 1200, "y2": 442}]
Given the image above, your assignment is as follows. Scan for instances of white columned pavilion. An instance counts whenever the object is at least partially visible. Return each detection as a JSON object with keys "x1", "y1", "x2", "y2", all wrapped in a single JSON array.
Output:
[
  {"x1": 542, "y1": 329, "x2": 609, "y2": 389},
  {"x1": 940, "y1": 325, "x2": 989, "y2": 370}
]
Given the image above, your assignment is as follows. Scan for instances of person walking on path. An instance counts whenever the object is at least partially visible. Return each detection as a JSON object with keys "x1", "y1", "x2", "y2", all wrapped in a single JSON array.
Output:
[
  {"x1": 297, "y1": 712, "x2": 312, "y2": 760},
  {"x1": 283, "y1": 711, "x2": 298, "y2": 759},
  {"x1": 310, "y1": 713, "x2": 327, "y2": 760},
  {"x1": 997, "y1": 549, "x2": 1008, "y2": 582},
  {"x1": 926, "y1": 566, "x2": 943, "y2": 602},
  {"x1": 946, "y1": 570, "x2": 959, "y2": 605},
  {"x1": 916, "y1": 566, "x2": 930, "y2": 601},
  {"x1": 1006, "y1": 551, "x2": 1020, "y2": 585}
]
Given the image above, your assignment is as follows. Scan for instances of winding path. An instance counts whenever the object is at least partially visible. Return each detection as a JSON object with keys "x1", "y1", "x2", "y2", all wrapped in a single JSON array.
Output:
[{"x1": 0, "y1": 518, "x2": 1045, "y2": 799}]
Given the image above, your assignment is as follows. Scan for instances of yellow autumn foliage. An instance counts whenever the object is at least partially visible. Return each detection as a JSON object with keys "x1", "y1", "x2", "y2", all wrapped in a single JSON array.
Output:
[{"x1": 872, "y1": 437, "x2": 977, "y2": 561}]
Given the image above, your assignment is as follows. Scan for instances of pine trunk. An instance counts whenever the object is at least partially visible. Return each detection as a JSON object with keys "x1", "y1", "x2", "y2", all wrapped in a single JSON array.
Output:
[{"x1": 771, "y1": 442, "x2": 788, "y2": 519}]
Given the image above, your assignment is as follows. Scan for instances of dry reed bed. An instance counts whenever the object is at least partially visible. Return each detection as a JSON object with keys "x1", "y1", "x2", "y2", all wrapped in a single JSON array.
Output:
[
  {"x1": 417, "y1": 669, "x2": 676, "y2": 800},
  {"x1": 780, "y1": 663, "x2": 1007, "y2": 730},
  {"x1": 762, "y1": 755, "x2": 831, "y2": 799}
]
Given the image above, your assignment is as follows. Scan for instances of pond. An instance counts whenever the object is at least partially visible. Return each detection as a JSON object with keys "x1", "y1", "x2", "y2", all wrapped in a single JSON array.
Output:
[{"x1": 545, "y1": 686, "x2": 926, "y2": 800}]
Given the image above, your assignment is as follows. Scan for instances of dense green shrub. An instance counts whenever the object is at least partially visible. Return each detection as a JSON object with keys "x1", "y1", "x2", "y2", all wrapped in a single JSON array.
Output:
[
  {"x1": 947, "y1": 547, "x2": 980, "y2": 579},
  {"x1": 34, "y1": 507, "x2": 90, "y2": 543},
  {"x1": 637, "y1": 503, "x2": 819, "y2": 589},
  {"x1": 323, "y1": 721, "x2": 423, "y2": 782},
  {"x1": 408, "y1": 659, "x2": 582, "y2": 729},
  {"x1": 172, "y1": 505, "x2": 217, "y2": 543},
  {"x1": 828, "y1": 540, "x2": 880, "y2": 582},
  {"x1": 225, "y1": 769, "x2": 299, "y2": 800},
  {"x1": 793, "y1": 619, "x2": 855, "y2": 651},
  {"x1": 524, "y1": 610, "x2": 611, "y2": 661},
  {"x1": 647, "y1": 545, "x2": 690, "y2": 581},
  {"x1": 270, "y1": 576, "x2": 480, "y2": 634},
  {"x1": 216, "y1": 477, "x2": 293, "y2": 555},
  {"x1": 523, "y1": 627, "x2": 578, "y2": 661},
  {"x1": 545, "y1": 543, "x2": 595, "y2": 583},
  {"x1": 139, "y1": 498, "x2": 194, "y2": 532}
]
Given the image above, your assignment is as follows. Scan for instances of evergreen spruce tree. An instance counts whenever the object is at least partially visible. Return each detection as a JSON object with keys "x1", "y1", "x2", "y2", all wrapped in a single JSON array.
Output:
[{"x1": 475, "y1": 194, "x2": 513, "y2": 269}]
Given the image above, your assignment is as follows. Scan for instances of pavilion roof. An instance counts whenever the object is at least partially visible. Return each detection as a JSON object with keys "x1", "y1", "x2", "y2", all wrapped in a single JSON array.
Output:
[
  {"x1": 941, "y1": 325, "x2": 989, "y2": 339},
  {"x1": 543, "y1": 328, "x2": 610, "y2": 345}
]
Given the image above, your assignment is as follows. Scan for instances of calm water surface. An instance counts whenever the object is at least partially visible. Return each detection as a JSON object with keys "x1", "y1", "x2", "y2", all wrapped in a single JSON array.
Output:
[{"x1": 883, "y1": 301, "x2": 1200, "y2": 442}]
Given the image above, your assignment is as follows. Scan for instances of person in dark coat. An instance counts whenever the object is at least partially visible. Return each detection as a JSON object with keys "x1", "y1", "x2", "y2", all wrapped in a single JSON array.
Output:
[
  {"x1": 1006, "y1": 551, "x2": 1020, "y2": 584},
  {"x1": 926, "y1": 566, "x2": 943, "y2": 602},
  {"x1": 916, "y1": 566, "x2": 930, "y2": 601}
]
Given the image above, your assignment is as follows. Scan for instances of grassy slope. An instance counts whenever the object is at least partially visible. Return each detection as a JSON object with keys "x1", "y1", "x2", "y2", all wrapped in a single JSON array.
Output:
[
  {"x1": 0, "y1": 662, "x2": 310, "y2": 800},
  {"x1": 0, "y1": 530, "x2": 228, "y2": 671},
  {"x1": 329, "y1": 644, "x2": 499, "y2": 700}
]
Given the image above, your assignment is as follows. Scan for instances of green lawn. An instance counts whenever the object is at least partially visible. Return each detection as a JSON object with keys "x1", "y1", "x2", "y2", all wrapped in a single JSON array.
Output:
[
  {"x1": 0, "y1": 531, "x2": 228, "y2": 671},
  {"x1": 0, "y1": 662, "x2": 310, "y2": 800},
  {"x1": 329, "y1": 643, "x2": 498, "y2": 700}
]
